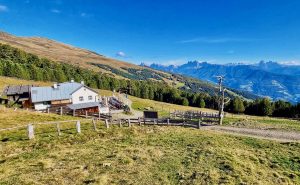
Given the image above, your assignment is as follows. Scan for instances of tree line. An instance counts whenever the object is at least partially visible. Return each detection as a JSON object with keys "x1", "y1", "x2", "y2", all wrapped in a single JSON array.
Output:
[
  {"x1": 0, "y1": 43, "x2": 218, "y2": 109},
  {"x1": 225, "y1": 97, "x2": 300, "y2": 118},
  {"x1": 0, "y1": 43, "x2": 299, "y2": 118}
]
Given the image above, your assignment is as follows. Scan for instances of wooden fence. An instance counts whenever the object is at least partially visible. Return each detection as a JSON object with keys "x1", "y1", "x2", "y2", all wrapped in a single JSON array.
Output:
[
  {"x1": 0, "y1": 116, "x2": 216, "y2": 140},
  {"x1": 170, "y1": 110, "x2": 220, "y2": 122}
]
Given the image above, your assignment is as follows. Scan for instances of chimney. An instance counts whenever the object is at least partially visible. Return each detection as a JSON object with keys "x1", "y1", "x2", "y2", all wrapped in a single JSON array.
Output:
[
  {"x1": 53, "y1": 82, "x2": 58, "y2": 89},
  {"x1": 80, "y1": 80, "x2": 84, "y2": 85},
  {"x1": 71, "y1": 79, "x2": 74, "y2": 83}
]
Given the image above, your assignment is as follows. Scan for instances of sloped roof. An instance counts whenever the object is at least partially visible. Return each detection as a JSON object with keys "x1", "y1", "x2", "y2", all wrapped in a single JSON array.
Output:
[
  {"x1": 67, "y1": 102, "x2": 101, "y2": 110},
  {"x1": 3, "y1": 85, "x2": 34, "y2": 96},
  {"x1": 31, "y1": 82, "x2": 83, "y2": 103}
]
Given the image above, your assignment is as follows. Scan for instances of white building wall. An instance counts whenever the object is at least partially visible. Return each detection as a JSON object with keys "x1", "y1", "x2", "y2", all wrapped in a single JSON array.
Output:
[
  {"x1": 34, "y1": 102, "x2": 50, "y2": 111},
  {"x1": 71, "y1": 87, "x2": 99, "y2": 104}
]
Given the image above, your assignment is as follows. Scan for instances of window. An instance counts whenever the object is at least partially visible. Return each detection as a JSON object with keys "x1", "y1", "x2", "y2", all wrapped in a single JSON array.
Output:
[
  {"x1": 88, "y1": 96, "x2": 93, "y2": 100},
  {"x1": 79, "y1": 96, "x2": 84, "y2": 101}
]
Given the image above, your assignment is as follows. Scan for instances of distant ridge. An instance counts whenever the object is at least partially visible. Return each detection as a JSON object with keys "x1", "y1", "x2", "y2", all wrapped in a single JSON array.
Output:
[
  {"x1": 149, "y1": 61, "x2": 300, "y2": 103},
  {"x1": 0, "y1": 31, "x2": 259, "y2": 101}
]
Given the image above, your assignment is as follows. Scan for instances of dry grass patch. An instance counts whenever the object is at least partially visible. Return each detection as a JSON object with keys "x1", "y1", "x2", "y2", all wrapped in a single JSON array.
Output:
[{"x1": 0, "y1": 123, "x2": 300, "y2": 184}]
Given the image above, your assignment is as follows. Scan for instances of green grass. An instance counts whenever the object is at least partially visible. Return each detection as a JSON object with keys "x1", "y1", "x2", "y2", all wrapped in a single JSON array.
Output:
[
  {"x1": 129, "y1": 95, "x2": 215, "y2": 117},
  {"x1": 1, "y1": 76, "x2": 300, "y2": 184},
  {"x1": 0, "y1": 107, "x2": 81, "y2": 129},
  {"x1": 0, "y1": 124, "x2": 300, "y2": 184},
  {"x1": 223, "y1": 116, "x2": 300, "y2": 132}
]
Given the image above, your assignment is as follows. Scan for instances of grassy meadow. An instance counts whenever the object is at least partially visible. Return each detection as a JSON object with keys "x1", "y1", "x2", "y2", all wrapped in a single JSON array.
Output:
[
  {"x1": 0, "y1": 76, "x2": 300, "y2": 184},
  {"x1": 0, "y1": 121, "x2": 300, "y2": 184}
]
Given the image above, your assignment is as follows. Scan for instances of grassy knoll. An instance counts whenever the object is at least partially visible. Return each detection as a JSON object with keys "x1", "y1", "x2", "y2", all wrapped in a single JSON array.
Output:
[
  {"x1": 0, "y1": 77, "x2": 300, "y2": 184},
  {"x1": 0, "y1": 107, "x2": 82, "y2": 129},
  {"x1": 0, "y1": 77, "x2": 50, "y2": 90},
  {"x1": 0, "y1": 123, "x2": 300, "y2": 184},
  {"x1": 223, "y1": 115, "x2": 300, "y2": 132},
  {"x1": 1, "y1": 76, "x2": 300, "y2": 131},
  {"x1": 129, "y1": 95, "x2": 215, "y2": 117}
]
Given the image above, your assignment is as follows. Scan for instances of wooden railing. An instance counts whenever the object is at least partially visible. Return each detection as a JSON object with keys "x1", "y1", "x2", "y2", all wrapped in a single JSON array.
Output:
[{"x1": 0, "y1": 116, "x2": 219, "y2": 140}]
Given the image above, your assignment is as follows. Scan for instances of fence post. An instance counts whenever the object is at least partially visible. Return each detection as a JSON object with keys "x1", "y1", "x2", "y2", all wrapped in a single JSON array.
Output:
[
  {"x1": 105, "y1": 119, "x2": 109, "y2": 128},
  {"x1": 92, "y1": 119, "x2": 97, "y2": 131},
  {"x1": 167, "y1": 118, "x2": 170, "y2": 126},
  {"x1": 138, "y1": 117, "x2": 141, "y2": 126},
  {"x1": 119, "y1": 119, "x2": 122, "y2": 127},
  {"x1": 56, "y1": 123, "x2": 61, "y2": 136},
  {"x1": 60, "y1": 107, "x2": 63, "y2": 115},
  {"x1": 98, "y1": 111, "x2": 101, "y2": 119},
  {"x1": 128, "y1": 119, "x2": 131, "y2": 127},
  {"x1": 198, "y1": 119, "x2": 201, "y2": 129},
  {"x1": 85, "y1": 111, "x2": 88, "y2": 118},
  {"x1": 47, "y1": 108, "x2": 50, "y2": 114},
  {"x1": 27, "y1": 124, "x2": 34, "y2": 140},
  {"x1": 76, "y1": 121, "x2": 81, "y2": 133},
  {"x1": 73, "y1": 109, "x2": 76, "y2": 117}
]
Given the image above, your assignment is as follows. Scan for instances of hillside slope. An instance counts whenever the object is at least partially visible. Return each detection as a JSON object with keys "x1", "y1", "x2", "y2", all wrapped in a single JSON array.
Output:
[
  {"x1": 0, "y1": 31, "x2": 138, "y2": 73},
  {"x1": 150, "y1": 61, "x2": 300, "y2": 103},
  {"x1": 0, "y1": 31, "x2": 258, "y2": 101}
]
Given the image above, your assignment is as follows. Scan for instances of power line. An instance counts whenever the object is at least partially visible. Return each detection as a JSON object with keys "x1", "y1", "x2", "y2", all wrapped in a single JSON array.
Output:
[{"x1": 216, "y1": 75, "x2": 225, "y2": 125}]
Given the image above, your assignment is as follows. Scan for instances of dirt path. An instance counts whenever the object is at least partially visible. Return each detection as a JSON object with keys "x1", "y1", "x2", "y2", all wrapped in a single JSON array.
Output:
[{"x1": 202, "y1": 125, "x2": 300, "y2": 142}]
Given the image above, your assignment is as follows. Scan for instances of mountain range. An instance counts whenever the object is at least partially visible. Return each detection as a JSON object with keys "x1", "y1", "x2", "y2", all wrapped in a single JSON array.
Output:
[
  {"x1": 149, "y1": 61, "x2": 300, "y2": 103},
  {"x1": 0, "y1": 31, "x2": 259, "y2": 101}
]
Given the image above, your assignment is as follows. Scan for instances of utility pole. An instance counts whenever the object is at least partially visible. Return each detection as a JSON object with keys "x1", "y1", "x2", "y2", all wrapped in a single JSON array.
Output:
[{"x1": 216, "y1": 76, "x2": 225, "y2": 125}]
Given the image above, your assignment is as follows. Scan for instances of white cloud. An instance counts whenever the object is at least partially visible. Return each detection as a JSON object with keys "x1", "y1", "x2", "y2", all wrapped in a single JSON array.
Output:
[
  {"x1": 0, "y1": 5, "x2": 8, "y2": 12},
  {"x1": 51, "y1": 9, "x2": 61, "y2": 14},
  {"x1": 178, "y1": 37, "x2": 256, "y2": 44},
  {"x1": 116, "y1": 51, "x2": 126, "y2": 57},
  {"x1": 279, "y1": 60, "x2": 300, "y2": 66}
]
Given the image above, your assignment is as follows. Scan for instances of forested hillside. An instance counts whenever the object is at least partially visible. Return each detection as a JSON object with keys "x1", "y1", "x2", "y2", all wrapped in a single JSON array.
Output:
[
  {"x1": 0, "y1": 31, "x2": 259, "y2": 101},
  {"x1": 1, "y1": 42, "x2": 300, "y2": 118},
  {"x1": 0, "y1": 43, "x2": 219, "y2": 109},
  {"x1": 150, "y1": 61, "x2": 300, "y2": 103}
]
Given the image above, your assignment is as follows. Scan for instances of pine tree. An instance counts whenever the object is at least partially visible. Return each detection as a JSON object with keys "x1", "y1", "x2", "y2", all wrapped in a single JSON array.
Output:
[
  {"x1": 182, "y1": 97, "x2": 189, "y2": 106},
  {"x1": 259, "y1": 98, "x2": 273, "y2": 116},
  {"x1": 199, "y1": 98, "x2": 206, "y2": 108},
  {"x1": 232, "y1": 97, "x2": 245, "y2": 113}
]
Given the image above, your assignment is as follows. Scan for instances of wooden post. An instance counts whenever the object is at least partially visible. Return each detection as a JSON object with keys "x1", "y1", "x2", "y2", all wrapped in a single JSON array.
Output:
[
  {"x1": 92, "y1": 119, "x2": 97, "y2": 131},
  {"x1": 198, "y1": 119, "x2": 201, "y2": 129},
  {"x1": 85, "y1": 111, "x2": 88, "y2": 118},
  {"x1": 60, "y1": 107, "x2": 63, "y2": 115},
  {"x1": 56, "y1": 123, "x2": 61, "y2": 136},
  {"x1": 105, "y1": 119, "x2": 109, "y2": 128},
  {"x1": 76, "y1": 121, "x2": 81, "y2": 133},
  {"x1": 128, "y1": 119, "x2": 131, "y2": 127},
  {"x1": 153, "y1": 119, "x2": 156, "y2": 125},
  {"x1": 27, "y1": 124, "x2": 34, "y2": 140},
  {"x1": 119, "y1": 119, "x2": 122, "y2": 127},
  {"x1": 73, "y1": 109, "x2": 76, "y2": 117},
  {"x1": 138, "y1": 117, "x2": 141, "y2": 126},
  {"x1": 98, "y1": 111, "x2": 101, "y2": 119},
  {"x1": 47, "y1": 108, "x2": 50, "y2": 114},
  {"x1": 144, "y1": 118, "x2": 146, "y2": 125},
  {"x1": 167, "y1": 118, "x2": 170, "y2": 126}
]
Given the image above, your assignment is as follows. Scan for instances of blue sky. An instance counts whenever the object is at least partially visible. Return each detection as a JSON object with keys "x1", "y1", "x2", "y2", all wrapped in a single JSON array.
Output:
[{"x1": 1, "y1": 0, "x2": 300, "y2": 65}]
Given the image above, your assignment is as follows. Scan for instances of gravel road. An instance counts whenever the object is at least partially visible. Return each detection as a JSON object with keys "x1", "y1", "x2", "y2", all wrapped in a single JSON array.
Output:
[{"x1": 202, "y1": 125, "x2": 300, "y2": 142}]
